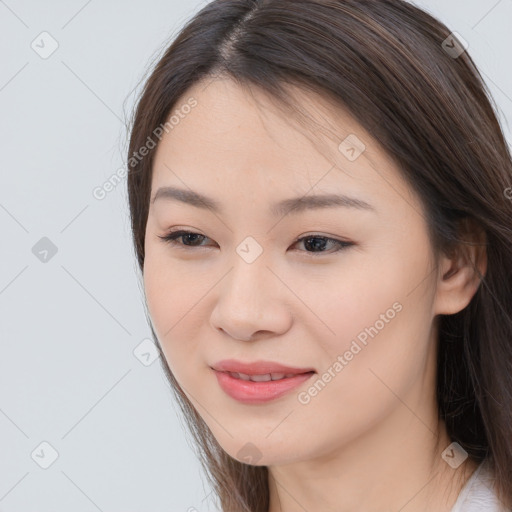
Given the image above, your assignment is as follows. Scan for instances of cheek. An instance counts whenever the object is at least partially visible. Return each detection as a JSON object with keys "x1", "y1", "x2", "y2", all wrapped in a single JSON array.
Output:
[
  {"x1": 142, "y1": 251, "x2": 205, "y2": 373},
  {"x1": 286, "y1": 281, "x2": 434, "y2": 458},
  {"x1": 288, "y1": 252, "x2": 419, "y2": 353},
  {"x1": 300, "y1": 237, "x2": 435, "y2": 382},
  {"x1": 314, "y1": 248, "x2": 434, "y2": 397}
]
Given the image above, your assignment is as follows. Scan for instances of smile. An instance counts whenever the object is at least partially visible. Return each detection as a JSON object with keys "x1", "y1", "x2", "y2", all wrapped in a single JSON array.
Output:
[{"x1": 213, "y1": 369, "x2": 315, "y2": 403}]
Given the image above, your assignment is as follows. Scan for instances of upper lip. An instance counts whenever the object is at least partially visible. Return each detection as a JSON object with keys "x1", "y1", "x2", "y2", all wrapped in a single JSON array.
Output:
[{"x1": 211, "y1": 359, "x2": 315, "y2": 376}]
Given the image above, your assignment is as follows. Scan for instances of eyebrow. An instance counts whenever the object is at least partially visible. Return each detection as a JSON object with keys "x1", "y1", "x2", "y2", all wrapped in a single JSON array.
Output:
[{"x1": 151, "y1": 186, "x2": 376, "y2": 216}]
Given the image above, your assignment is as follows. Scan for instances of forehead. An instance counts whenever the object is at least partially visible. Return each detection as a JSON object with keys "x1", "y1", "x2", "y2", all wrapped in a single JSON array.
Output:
[{"x1": 150, "y1": 78, "x2": 418, "y2": 215}]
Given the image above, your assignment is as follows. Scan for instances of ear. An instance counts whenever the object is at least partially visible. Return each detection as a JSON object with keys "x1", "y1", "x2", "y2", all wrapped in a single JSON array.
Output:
[{"x1": 433, "y1": 218, "x2": 488, "y2": 316}]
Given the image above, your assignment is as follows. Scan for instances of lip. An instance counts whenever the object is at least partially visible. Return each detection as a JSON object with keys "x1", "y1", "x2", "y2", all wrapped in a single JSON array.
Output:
[
  {"x1": 211, "y1": 359, "x2": 315, "y2": 375},
  {"x1": 211, "y1": 359, "x2": 316, "y2": 404}
]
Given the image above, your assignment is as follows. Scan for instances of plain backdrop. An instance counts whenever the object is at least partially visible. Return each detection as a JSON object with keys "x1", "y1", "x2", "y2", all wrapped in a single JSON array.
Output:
[{"x1": 0, "y1": 0, "x2": 511, "y2": 511}]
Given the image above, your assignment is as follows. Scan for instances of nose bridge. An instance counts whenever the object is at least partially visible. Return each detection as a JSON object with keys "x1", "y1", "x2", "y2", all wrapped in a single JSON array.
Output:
[
  {"x1": 210, "y1": 237, "x2": 291, "y2": 340},
  {"x1": 225, "y1": 236, "x2": 271, "y2": 304}
]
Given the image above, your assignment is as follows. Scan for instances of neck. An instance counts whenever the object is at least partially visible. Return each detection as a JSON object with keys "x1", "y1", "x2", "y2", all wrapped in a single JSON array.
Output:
[{"x1": 267, "y1": 401, "x2": 477, "y2": 512}]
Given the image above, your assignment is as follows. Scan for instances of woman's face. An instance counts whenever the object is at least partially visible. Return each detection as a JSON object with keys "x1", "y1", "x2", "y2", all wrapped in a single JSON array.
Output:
[{"x1": 143, "y1": 78, "x2": 443, "y2": 465}]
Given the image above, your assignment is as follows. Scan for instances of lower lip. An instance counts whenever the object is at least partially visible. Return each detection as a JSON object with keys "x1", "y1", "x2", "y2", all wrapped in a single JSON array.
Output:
[{"x1": 213, "y1": 370, "x2": 315, "y2": 404}]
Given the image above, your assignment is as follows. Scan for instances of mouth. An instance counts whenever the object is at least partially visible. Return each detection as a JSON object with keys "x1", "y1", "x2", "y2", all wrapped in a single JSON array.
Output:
[
  {"x1": 221, "y1": 371, "x2": 313, "y2": 382},
  {"x1": 210, "y1": 359, "x2": 316, "y2": 403},
  {"x1": 211, "y1": 358, "x2": 315, "y2": 376}
]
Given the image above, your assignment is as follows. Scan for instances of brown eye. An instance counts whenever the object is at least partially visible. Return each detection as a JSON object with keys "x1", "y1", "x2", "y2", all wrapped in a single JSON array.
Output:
[
  {"x1": 292, "y1": 235, "x2": 353, "y2": 255},
  {"x1": 158, "y1": 230, "x2": 213, "y2": 248}
]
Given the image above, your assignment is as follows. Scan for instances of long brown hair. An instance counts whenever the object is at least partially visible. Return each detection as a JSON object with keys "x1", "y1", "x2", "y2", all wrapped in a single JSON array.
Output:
[{"x1": 126, "y1": 1, "x2": 512, "y2": 510}]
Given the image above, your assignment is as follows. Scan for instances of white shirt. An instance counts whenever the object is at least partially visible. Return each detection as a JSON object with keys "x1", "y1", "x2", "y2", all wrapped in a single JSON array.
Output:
[{"x1": 450, "y1": 460, "x2": 510, "y2": 511}]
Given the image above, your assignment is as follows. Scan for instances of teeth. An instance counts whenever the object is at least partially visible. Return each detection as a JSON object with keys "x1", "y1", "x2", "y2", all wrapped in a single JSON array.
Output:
[
  {"x1": 248, "y1": 373, "x2": 272, "y2": 382},
  {"x1": 228, "y1": 372, "x2": 300, "y2": 382}
]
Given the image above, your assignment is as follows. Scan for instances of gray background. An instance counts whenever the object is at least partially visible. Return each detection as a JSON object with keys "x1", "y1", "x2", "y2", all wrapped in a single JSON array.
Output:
[{"x1": 0, "y1": 0, "x2": 511, "y2": 511}]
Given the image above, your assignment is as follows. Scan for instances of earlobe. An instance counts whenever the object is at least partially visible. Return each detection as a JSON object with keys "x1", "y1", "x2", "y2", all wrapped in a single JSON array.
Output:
[{"x1": 433, "y1": 220, "x2": 487, "y2": 316}]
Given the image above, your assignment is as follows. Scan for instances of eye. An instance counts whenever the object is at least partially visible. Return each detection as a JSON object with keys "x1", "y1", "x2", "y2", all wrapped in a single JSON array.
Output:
[
  {"x1": 159, "y1": 229, "x2": 354, "y2": 255},
  {"x1": 291, "y1": 234, "x2": 353, "y2": 255},
  {"x1": 158, "y1": 230, "x2": 213, "y2": 250}
]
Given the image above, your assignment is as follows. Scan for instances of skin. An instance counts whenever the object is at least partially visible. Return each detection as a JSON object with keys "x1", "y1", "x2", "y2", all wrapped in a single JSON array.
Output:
[{"x1": 143, "y1": 77, "x2": 486, "y2": 511}]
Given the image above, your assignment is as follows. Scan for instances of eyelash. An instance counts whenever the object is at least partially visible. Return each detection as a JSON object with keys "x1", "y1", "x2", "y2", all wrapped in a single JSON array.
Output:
[{"x1": 158, "y1": 229, "x2": 353, "y2": 256}]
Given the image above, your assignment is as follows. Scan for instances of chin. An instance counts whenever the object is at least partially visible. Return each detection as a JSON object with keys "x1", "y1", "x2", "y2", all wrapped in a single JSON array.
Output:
[{"x1": 217, "y1": 437, "x2": 308, "y2": 467}]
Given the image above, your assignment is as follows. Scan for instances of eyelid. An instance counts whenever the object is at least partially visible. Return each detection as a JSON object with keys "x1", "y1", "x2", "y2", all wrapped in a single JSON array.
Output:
[
  {"x1": 157, "y1": 229, "x2": 213, "y2": 251},
  {"x1": 158, "y1": 228, "x2": 354, "y2": 255}
]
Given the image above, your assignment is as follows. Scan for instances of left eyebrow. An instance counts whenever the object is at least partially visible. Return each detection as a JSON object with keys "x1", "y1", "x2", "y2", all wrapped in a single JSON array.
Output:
[
  {"x1": 271, "y1": 192, "x2": 376, "y2": 217},
  {"x1": 151, "y1": 186, "x2": 377, "y2": 216}
]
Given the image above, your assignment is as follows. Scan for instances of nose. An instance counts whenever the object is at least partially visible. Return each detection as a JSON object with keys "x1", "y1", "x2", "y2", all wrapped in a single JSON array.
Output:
[{"x1": 209, "y1": 257, "x2": 293, "y2": 342}]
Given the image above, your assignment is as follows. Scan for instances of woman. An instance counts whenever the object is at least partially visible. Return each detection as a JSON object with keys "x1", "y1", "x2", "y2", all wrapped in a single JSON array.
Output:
[{"x1": 126, "y1": 0, "x2": 512, "y2": 510}]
